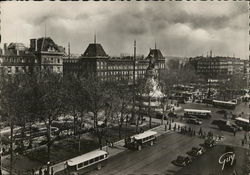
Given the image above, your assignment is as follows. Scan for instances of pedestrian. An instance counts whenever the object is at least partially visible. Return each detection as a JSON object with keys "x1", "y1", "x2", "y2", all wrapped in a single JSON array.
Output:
[
  {"x1": 165, "y1": 124, "x2": 167, "y2": 131},
  {"x1": 44, "y1": 169, "x2": 47, "y2": 175},
  {"x1": 174, "y1": 123, "x2": 176, "y2": 131},
  {"x1": 39, "y1": 167, "x2": 42, "y2": 175},
  {"x1": 32, "y1": 169, "x2": 35, "y2": 175},
  {"x1": 199, "y1": 127, "x2": 202, "y2": 136},
  {"x1": 188, "y1": 127, "x2": 191, "y2": 135},
  {"x1": 177, "y1": 125, "x2": 180, "y2": 131},
  {"x1": 233, "y1": 130, "x2": 236, "y2": 136},
  {"x1": 51, "y1": 167, "x2": 54, "y2": 175},
  {"x1": 242, "y1": 139, "x2": 245, "y2": 146}
]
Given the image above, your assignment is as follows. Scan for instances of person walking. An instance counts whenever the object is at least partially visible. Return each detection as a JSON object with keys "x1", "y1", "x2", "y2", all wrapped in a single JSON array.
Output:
[
  {"x1": 242, "y1": 139, "x2": 245, "y2": 146},
  {"x1": 51, "y1": 167, "x2": 54, "y2": 175}
]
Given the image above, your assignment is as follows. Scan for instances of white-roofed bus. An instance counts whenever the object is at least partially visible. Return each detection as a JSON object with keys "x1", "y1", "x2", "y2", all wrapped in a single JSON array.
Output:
[
  {"x1": 184, "y1": 109, "x2": 212, "y2": 119},
  {"x1": 212, "y1": 100, "x2": 237, "y2": 109},
  {"x1": 125, "y1": 130, "x2": 157, "y2": 151},
  {"x1": 235, "y1": 117, "x2": 250, "y2": 131},
  {"x1": 65, "y1": 150, "x2": 108, "y2": 175}
]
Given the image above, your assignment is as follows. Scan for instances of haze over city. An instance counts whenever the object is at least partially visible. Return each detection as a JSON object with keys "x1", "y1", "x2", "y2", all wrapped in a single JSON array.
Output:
[{"x1": 1, "y1": 1, "x2": 248, "y2": 59}]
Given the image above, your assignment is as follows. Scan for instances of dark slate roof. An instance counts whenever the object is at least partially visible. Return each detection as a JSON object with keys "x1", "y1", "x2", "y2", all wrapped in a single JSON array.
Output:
[
  {"x1": 146, "y1": 49, "x2": 164, "y2": 60},
  {"x1": 36, "y1": 37, "x2": 64, "y2": 53},
  {"x1": 4, "y1": 43, "x2": 34, "y2": 56},
  {"x1": 82, "y1": 43, "x2": 108, "y2": 57}
]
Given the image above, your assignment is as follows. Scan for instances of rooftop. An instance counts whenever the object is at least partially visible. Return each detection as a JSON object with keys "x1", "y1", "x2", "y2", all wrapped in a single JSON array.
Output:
[
  {"x1": 146, "y1": 49, "x2": 164, "y2": 60},
  {"x1": 82, "y1": 43, "x2": 108, "y2": 58}
]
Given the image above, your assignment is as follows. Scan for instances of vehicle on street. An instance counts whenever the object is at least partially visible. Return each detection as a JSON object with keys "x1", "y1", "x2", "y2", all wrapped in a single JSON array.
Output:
[
  {"x1": 65, "y1": 150, "x2": 108, "y2": 175},
  {"x1": 168, "y1": 112, "x2": 178, "y2": 118},
  {"x1": 125, "y1": 130, "x2": 157, "y2": 150},
  {"x1": 211, "y1": 120, "x2": 238, "y2": 133},
  {"x1": 235, "y1": 117, "x2": 250, "y2": 131},
  {"x1": 172, "y1": 156, "x2": 192, "y2": 167},
  {"x1": 186, "y1": 147, "x2": 205, "y2": 157},
  {"x1": 184, "y1": 109, "x2": 211, "y2": 119},
  {"x1": 200, "y1": 138, "x2": 215, "y2": 148},
  {"x1": 186, "y1": 118, "x2": 202, "y2": 125},
  {"x1": 216, "y1": 110, "x2": 227, "y2": 114},
  {"x1": 212, "y1": 100, "x2": 237, "y2": 109}
]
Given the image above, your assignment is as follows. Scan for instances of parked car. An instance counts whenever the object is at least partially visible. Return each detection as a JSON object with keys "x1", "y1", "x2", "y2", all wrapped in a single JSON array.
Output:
[
  {"x1": 186, "y1": 147, "x2": 205, "y2": 157},
  {"x1": 216, "y1": 110, "x2": 227, "y2": 114},
  {"x1": 211, "y1": 120, "x2": 238, "y2": 133},
  {"x1": 168, "y1": 112, "x2": 178, "y2": 118},
  {"x1": 200, "y1": 138, "x2": 215, "y2": 148},
  {"x1": 186, "y1": 118, "x2": 202, "y2": 125},
  {"x1": 172, "y1": 156, "x2": 192, "y2": 167}
]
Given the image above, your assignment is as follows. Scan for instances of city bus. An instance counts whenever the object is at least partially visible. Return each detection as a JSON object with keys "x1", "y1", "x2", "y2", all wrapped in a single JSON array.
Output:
[
  {"x1": 125, "y1": 130, "x2": 157, "y2": 150},
  {"x1": 235, "y1": 117, "x2": 250, "y2": 131},
  {"x1": 184, "y1": 109, "x2": 212, "y2": 119},
  {"x1": 212, "y1": 100, "x2": 237, "y2": 109},
  {"x1": 66, "y1": 150, "x2": 108, "y2": 175}
]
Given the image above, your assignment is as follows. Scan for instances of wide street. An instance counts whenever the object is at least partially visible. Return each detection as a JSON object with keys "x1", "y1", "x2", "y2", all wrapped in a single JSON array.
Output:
[
  {"x1": 88, "y1": 101, "x2": 250, "y2": 175},
  {"x1": 88, "y1": 133, "x2": 203, "y2": 175}
]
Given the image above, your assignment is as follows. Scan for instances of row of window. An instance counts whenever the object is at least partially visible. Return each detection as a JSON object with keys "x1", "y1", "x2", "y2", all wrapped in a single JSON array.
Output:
[
  {"x1": 3, "y1": 57, "x2": 38, "y2": 64},
  {"x1": 6, "y1": 66, "x2": 61, "y2": 74},
  {"x1": 97, "y1": 70, "x2": 147, "y2": 77},
  {"x1": 77, "y1": 154, "x2": 107, "y2": 169},
  {"x1": 141, "y1": 135, "x2": 155, "y2": 143},
  {"x1": 42, "y1": 57, "x2": 61, "y2": 64}
]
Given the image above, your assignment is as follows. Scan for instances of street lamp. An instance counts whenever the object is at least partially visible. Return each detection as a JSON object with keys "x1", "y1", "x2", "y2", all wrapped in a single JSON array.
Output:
[
  {"x1": 47, "y1": 161, "x2": 50, "y2": 175},
  {"x1": 0, "y1": 115, "x2": 2, "y2": 175}
]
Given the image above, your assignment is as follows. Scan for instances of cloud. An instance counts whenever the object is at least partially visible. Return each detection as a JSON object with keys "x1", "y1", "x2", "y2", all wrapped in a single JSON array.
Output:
[{"x1": 1, "y1": 1, "x2": 248, "y2": 59}]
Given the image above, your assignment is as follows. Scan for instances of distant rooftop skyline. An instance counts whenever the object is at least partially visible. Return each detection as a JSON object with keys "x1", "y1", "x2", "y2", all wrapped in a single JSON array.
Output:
[{"x1": 1, "y1": 1, "x2": 248, "y2": 59}]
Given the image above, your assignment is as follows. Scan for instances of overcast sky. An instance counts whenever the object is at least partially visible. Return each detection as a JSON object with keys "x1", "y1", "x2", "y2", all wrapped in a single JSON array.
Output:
[{"x1": 1, "y1": 1, "x2": 248, "y2": 59}]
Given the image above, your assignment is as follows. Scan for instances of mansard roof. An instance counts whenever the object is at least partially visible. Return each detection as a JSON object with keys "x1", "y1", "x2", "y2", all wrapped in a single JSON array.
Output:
[
  {"x1": 36, "y1": 37, "x2": 65, "y2": 53},
  {"x1": 82, "y1": 43, "x2": 108, "y2": 58},
  {"x1": 146, "y1": 49, "x2": 164, "y2": 60}
]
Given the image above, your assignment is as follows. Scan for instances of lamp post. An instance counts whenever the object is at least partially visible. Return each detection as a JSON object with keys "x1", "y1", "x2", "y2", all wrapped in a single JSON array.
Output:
[
  {"x1": 47, "y1": 161, "x2": 50, "y2": 175},
  {"x1": 132, "y1": 40, "x2": 137, "y2": 132},
  {"x1": 0, "y1": 115, "x2": 2, "y2": 175}
]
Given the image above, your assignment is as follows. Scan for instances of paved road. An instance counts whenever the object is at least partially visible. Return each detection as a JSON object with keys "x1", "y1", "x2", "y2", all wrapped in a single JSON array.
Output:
[{"x1": 88, "y1": 133, "x2": 203, "y2": 175}]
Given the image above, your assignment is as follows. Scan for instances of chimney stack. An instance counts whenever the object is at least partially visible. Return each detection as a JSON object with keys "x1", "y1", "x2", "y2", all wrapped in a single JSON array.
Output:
[
  {"x1": 3, "y1": 43, "x2": 7, "y2": 55},
  {"x1": 16, "y1": 45, "x2": 19, "y2": 56},
  {"x1": 30, "y1": 39, "x2": 37, "y2": 52},
  {"x1": 68, "y1": 42, "x2": 70, "y2": 59}
]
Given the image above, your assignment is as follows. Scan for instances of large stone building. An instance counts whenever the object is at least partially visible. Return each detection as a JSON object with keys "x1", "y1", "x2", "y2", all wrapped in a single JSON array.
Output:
[
  {"x1": 29, "y1": 37, "x2": 66, "y2": 73},
  {"x1": 63, "y1": 41, "x2": 166, "y2": 82},
  {"x1": 0, "y1": 43, "x2": 39, "y2": 74},
  {"x1": 0, "y1": 37, "x2": 66, "y2": 75},
  {"x1": 192, "y1": 56, "x2": 246, "y2": 79}
]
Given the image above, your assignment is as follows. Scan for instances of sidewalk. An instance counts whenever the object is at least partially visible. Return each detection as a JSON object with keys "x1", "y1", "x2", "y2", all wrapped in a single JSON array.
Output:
[{"x1": 50, "y1": 122, "x2": 180, "y2": 174}]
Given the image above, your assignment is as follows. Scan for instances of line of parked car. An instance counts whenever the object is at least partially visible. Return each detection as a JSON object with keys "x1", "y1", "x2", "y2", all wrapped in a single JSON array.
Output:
[{"x1": 171, "y1": 138, "x2": 215, "y2": 167}]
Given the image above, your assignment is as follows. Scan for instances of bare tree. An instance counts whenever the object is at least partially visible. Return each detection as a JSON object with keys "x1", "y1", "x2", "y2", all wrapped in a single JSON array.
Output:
[
  {"x1": 32, "y1": 71, "x2": 64, "y2": 164},
  {"x1": 0, "y1": 74, "x2": 29, "y2": 174},
  {"x1": 83, "y1": 76, "x2": 109, "y2": 150}
]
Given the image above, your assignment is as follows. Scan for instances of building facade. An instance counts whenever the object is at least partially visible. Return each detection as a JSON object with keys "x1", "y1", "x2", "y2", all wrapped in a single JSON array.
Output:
[
  {"x1": 0, "y1": 37, "x2": 66, "y2": 75},
  {"x1": 193, "y1": 56, "x2": 245, "y2": 79},
  {"x1": 63, "y1": 41, "x2": 166, "y2": 82}
]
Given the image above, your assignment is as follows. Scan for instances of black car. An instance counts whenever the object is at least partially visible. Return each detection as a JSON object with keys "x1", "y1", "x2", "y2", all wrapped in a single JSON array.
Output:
[
  {"x1": 186, "y1": 147, "x2": 205, "y2": 157},
  {"x1": 172, "y1": 156, "x2": 192, "y2": 167},
  {"x1": 168, "y1": 112, "x2": 178, "y2": 118},
  {"x1": 186, "y1": 118, "x2": 202, "y2": 125},
  {"x1": 200, "y1": 138, "x2": 215, "y2": 148}
]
